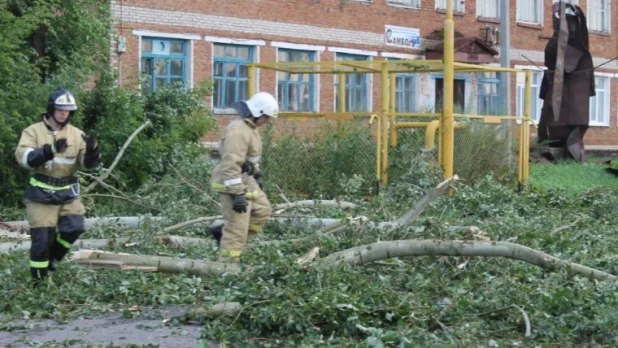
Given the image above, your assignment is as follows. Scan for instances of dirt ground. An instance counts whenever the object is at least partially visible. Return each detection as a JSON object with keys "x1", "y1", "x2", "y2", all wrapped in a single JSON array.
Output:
[{"x1": 0, "y1": 305, "x2": 210, "y2": 348}]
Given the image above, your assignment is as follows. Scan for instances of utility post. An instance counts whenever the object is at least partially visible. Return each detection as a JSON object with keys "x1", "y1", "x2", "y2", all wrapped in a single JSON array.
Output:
[
  {"x1": 499, "y1": 0, "x2": 511, "y2": 115},
  {"x1": 441, "y1": 0, "x2": 455, "y2": 181}
]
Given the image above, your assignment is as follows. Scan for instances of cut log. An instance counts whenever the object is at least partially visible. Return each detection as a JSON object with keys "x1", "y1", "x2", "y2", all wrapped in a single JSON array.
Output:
[{"x1": 72, "y1": 250, "x2": 240, "y2": 275}]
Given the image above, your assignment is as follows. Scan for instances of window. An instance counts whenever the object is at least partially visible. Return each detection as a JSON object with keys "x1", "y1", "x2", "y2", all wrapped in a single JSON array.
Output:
[
  {"x1": 213, "y1": 44, "x2": 254, "y2": 109},
  {"x1": 516, "y1": 68, "x2": 543, "y2": 123},
  {"x1": 590, "y1": 75, "x2": 610, "y2": 126},
  {"x1": 588, "y1": 0, "x2": 610, "y2": 33},
  {"x1": 335, "y1": 54, "x2": 370, "y2": 112},
  {"x1": 516, "y1": 0, "x2": 542, "y2": 24},
  {"x1": 395, "y1": 74, "x2": 417, "y2": 112},
  {"x1": 436, "y1": 0, "x2": 465, "y2": 12},
  {"x1": 477, "y1": 0, "x2": 499, "y2": 18},
  {"x1": 552, "y1": 0, "x2": 578, "y2": 4},
  {"x1": 141, "y1": 38, "x2": 187, "y2": 92},
  {"x1": 387, "y1": 0, "x2": 421, "y2": 8},
  {"x1": 478, "y1": 72, "x2": 500, "y2": 115},
  {"x1": 277, "y1": 49, "x2": 316, "y2": 112}
]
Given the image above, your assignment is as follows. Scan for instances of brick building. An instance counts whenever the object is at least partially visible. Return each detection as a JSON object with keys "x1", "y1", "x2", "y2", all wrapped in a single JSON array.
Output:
[{"x1": 110, "y1": 0, "x2": 618, "y2": 147}]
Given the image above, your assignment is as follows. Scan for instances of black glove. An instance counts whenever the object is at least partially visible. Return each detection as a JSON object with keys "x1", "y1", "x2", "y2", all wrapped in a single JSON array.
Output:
[
  {"x1": 254, "y1": 171, "x2": 264, "y2": 190},
  {"x1": 52, "y1": 138, "x2": 68, "y2": 154},
  {"x1": 82, "y1": 133, "x2": 101, "y2": 168},
  {"x1": 232, "y1": 194, "x2": 248, "y2": 213},
  {"x1": 241, "y1": 161, "x2": 257, "y2": 175},
  {"x1": 40, "y1": 138, "x2": 68, "y2": 162}
]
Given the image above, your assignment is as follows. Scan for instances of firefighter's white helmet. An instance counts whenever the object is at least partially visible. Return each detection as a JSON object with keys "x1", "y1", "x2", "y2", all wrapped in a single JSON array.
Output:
[{"x1": 245, "y1": 92, "x2": 278, "y2": 118}]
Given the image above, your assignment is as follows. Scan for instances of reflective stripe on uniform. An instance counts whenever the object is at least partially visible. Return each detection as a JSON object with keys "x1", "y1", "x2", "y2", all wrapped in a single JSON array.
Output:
[
  {"x1": 211, "y1": 182, "x2": 227, "y2": 191},
  {"x1": 56, "y1": 234, "x2": 73, "y2": 249},
  {"x1": 29, "y1": 177, "x2": 72, "y2": 191},
  {"x1": 248, "y1": 224, "x2": 261, "y2": 233},
  {"x1": 53, "y1": 157, "x2": 76, "y2": 165},
  {"x1": 21, "y1": 148, "x2": 34, "y2": 169},
  {"x1": 224, "y1": 178, "x2": 242, "y2": 186},
  {"x1": 220, "y1": 249, "x2": 242, "y2": 257},
  {"x1": 30, "y1": 260, "x2": 49, "y2": 268},
  {"x1": 245, "y1": 191, "x2": 259, "y2": 200}
]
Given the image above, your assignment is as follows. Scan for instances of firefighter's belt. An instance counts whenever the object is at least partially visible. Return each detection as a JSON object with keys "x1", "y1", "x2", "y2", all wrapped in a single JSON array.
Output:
[{"x1": 32, "y1": 174, "x2": 78, "y2": 187}]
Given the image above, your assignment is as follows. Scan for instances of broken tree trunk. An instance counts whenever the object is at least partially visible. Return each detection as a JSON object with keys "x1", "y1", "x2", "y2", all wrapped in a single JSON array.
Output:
[
  {"x1": 320, "y1": 239, "x2": 616, "y2": 282},
  {"x1": 73, "y1": 250, "x2": 240, "y2": 275}
]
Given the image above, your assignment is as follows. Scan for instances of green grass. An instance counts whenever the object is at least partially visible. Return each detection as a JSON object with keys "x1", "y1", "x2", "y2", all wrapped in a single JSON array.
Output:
[{"x1": 530, "y1": 161, "x2": 618, "y2": 194}]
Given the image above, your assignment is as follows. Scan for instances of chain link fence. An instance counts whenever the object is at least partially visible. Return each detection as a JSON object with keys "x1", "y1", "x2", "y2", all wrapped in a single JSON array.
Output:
[{"x1": 259, "y1": 69, "x2": 529, "y2": 199}]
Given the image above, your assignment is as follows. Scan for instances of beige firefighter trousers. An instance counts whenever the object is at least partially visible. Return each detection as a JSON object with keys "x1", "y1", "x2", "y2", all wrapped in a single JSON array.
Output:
[{"x1": 218, "y1": 188, "x2": 271, "y2": 262}]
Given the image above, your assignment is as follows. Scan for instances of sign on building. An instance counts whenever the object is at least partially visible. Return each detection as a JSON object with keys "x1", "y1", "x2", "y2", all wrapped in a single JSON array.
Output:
[{"x1": 384, "y1": 25, "x2": 421, "y2": 49}]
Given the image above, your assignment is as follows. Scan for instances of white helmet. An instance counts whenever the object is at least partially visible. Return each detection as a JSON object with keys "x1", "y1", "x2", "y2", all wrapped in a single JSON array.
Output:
[{"x1": 245, "y1": 92, "x2": 278, "y2": 118}]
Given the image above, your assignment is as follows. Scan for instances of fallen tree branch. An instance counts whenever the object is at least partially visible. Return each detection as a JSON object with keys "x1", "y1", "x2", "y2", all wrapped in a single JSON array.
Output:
[
  {"x1": 0, "y1": 234, "x2": 211, "y2": 254},
  {"x1": 169, "y1": 162, "x2": 221, "y2": 209},
  {"x1": 85, "y1": 120, "x2": 152, "y2": 193},
  {"x1": 157, "y1": 216, "x2": 223, "y2": 235},
  {"x1": 3, "y1": 216, "x2": 170, "y2": 232},
  {"x1": 273, "y1": 200, "x2": 357, "y2": 212},
  {"x1": 394, "y1": 175, "x2": 458, "y2": 225},
  {"x1": 512, "y1": 305, "x2": 532, "y2": 338},
  {"x1": 72, "y1": 249, "x2": 240, "y2": 275},
  {"x1": 551, "y1": 217, "x2": 582, "y2": 234},
  {"x1": 320, "y1": 239, "x2": 616, "y2": 281}
]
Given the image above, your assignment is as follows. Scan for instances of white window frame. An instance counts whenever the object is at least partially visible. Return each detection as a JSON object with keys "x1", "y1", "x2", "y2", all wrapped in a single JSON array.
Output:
[
  {"x1": 552, "y1": 0, "x2": 578, "y2": 4},
  {"x1": 436, "y1": 0, "x2": 465, "y2": 12},
  {"x1": 387, "y1": 0, "x2": 421, "y2": 9},
  {"x1": 515, "y1": 65, "x2": 544, "y2": 124},
  {"x1": 477, "y1": 0, "x2": 499, "y2": 18},
  {"x1": 587, "y1": 0, "x2": 611, "y2": 33},
  {"x1": 516, "y1": 0, "x2": 543, "y2": 25},
  {"x1": 590, "y1": 73, "x2": 611, "y2": 127}
]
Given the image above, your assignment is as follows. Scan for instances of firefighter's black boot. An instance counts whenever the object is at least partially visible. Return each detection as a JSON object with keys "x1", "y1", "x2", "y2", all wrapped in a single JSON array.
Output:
[{"x1": 208, "y1": 222, "x2": 224, "y2": 247}]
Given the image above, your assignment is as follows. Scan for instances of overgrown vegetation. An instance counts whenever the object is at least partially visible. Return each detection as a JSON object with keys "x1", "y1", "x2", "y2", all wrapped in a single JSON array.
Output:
[{"x1": 3, "y1": 138, "x2": 618, "y2": 346}]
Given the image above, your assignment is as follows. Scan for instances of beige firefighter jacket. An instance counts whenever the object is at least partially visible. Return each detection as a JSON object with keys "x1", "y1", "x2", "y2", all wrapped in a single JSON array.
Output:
[
  {"x1": 15, "y1": 117, "x2": 88, "y2": 179},
  {"x1": 211, "y1": 118, "x2": 262, "y2": 195}
]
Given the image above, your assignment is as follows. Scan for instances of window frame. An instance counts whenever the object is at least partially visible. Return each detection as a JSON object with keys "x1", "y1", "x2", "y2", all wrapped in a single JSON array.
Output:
[
  {"x1": 587, "y1": 0, "x2": 611, "y2": 33},
  {"x1": 436, "y1": 0, "x2": 465, "y2": 13},
  {"x1": 589, "y1": 73, "x2": 611, "y2": 127},
  {"x1": 476, "y1": 0, "x2": 499, "y2": 19},
  {"x1": 477, "y1": 73, "x2": 501, "y2": 115},
  {"x1": 276, "y1": 48, "x2": 318, "y2": 112},
  {"x1": 395, "y1": 74, "x2": 417, "y2": 113},
  {"x1": 516, "y1": 0, "x2": 543, "y2": 25},
  {"x1": 140, "y1": 37, "x2": 188, "y2": 92},
  {"x1": 334, "y1": 53, "x2": 371, "y2": 113},
  {"x1": 515, "y1": 65, "x2": 544, "y2": 124},
  {"x1": 212, "y1": 43, "x2": 255, "y2": 111}
]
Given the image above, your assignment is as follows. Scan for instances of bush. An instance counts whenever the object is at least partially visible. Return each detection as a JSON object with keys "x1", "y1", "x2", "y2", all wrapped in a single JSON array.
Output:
[{"x1": 75, "y1": 74, "x2": 216, "y2": 192}]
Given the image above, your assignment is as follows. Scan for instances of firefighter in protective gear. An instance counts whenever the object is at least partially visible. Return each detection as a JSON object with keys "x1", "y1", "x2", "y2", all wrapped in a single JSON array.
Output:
[
  {"x1": 15, "y1": 88, "x2": 101, "y2": 281},
  {"x1": 210, "y1": 92, "x2": 278, "y2": 263}
]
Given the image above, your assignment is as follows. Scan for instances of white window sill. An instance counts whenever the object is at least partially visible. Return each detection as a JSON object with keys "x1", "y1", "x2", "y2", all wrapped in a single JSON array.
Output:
[
  {"x1": 589, "y1": 122, "x2": 610, "y2": 127},
  {"x1": 386, "y1": 3, "x2": 421, "y2": 10},
  {"x1": 214, "y1": 108, "x2": 239, "y2": 115}
]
